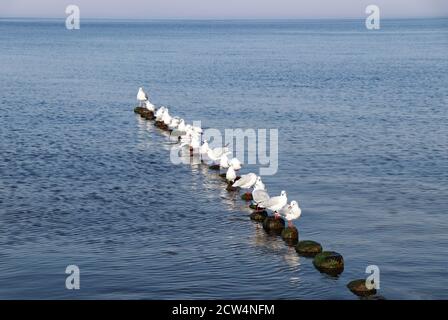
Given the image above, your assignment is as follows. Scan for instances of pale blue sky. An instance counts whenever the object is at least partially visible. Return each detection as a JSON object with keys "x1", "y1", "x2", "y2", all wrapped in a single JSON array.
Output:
[{"x1": 1, "y1": 0, "x2": 447, "y2": 19}]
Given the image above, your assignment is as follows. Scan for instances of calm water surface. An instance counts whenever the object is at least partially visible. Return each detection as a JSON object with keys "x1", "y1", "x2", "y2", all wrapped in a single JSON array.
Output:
[{"x1": 0, "y1": 18, "x2": 447, "y2": 299}]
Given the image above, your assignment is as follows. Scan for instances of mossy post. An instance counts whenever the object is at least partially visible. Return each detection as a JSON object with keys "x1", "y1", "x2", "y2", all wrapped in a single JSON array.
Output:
[
  {"x1": 155, "y1": 121, "x2": 169, "y2": 131},
  {"x1": 141, "y1": 110, "x2": 155, "y2": 120},
  {"x1": 134, "y1": 106, "x2": 145, "y2": 114},
  {"x1": 281, "y1": 226, "x2": 299, "y2": 245},
  {"x1": 295, "y1": 240, "x2": 323, "y2": 257},
  {"x1": 313, "y1": 251, "x2": 344, "y2": 276},
  {"x1": 347, "y1": 279, "x2": 377, "y2": 297},
  {"x1": 209, "y1": 164, "x2": 220, "y2": 170},
  {"x1": 250, "y1": 210, "x2": 267, "y2": 222},
  {"x1": 262, "y1": 216, "x2": 285, "y2": 234}
]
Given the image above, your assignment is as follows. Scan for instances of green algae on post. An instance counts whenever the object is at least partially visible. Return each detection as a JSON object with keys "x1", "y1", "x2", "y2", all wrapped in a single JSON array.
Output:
[
  {"x1": 134, "y1": 106, "x2": 145, "y2": 114},
  {"x1": 313, "y1": 251, "x2": 344, "y2": 276},
  {"x1": 347, "y1": 279, "x2": 377, "y2": 297},
  {"x1": 141, "y1": 110, "x2": 155, "y2": 120},
  {"x1": 250, "y1": 210, "x2": 267, "y2": 222},
  {"x1": 295, "y1": 240, "x2": 323, "y2": 257},
  {"x1": 155, "y1": 121, "x2": 169, "y2": 131},
  {"x1": 281, "y1": 226, "x2": 299, "y2": 245},
  {"x1": 262, "y1": 216, "x2": 285, "y2": 234}
]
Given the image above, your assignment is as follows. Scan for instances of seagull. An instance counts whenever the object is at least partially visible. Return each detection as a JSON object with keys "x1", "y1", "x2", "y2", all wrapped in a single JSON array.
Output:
[
  {"x1": 232, "y1": 173, "x2": 257, "y2": 188},
  {"x1": 280, "y1": 201, "x2": 302, "y2": 227},
  {"x1": 229, "y1": 158, "x2": 242, "y2": 170},
  {"x1": 190, "y1": 133, "x2": 201, "y2": 150},
  {"x1": 260, "y1": 190, "x2": 287, "y2": 218},
  {"x1": 226, "y1": 164, "x2": 237, "y2": 183},
  {"x1": 200, "y1": 140, "x2": 209, "y2": 155},
  {"x1": 199, "y1": 140, "x2": 210, "y2": 161},
  {"x1": 177, "y1": 119, "x2": 186, "y2": 132},
  {"x1": 192, "y1": 125, "x2": 203, "y2": 135},
  {"x1": 206, "y1": 147, "x2": 230, "y2": 162},
  {"x1": 219, "y1": 154, "x2": 231, "y2": 169},
  {"x1": 179, "y1": 130, "x2": 199, "y2": 148},
  {"x1": 253, "y1": 176, "x2": 265, "y2": 191},
  {"x1": 137, "y1": 87, "x2": 148, "y2": 107},
  {"x1": 144, "y1": 100, "x2": 155, "y2": 112},
  {"x1": 168, "y1": 117, "x2": 180, "y2": 131},
  {"x1": 162, "y1": 109, "x2": 172, "y2": 125},
  {"x1": 252, "y1": 186, "x2": 270, "y2": 211},
  {"x1": 155, "y1": 106, "x2": 166, "y2": 121}
]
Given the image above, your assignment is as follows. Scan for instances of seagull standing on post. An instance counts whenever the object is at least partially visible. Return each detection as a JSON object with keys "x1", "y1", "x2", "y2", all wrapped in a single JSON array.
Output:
[
  {"x1": 260, "y1": 190, "x2": 287, "y2": 219},
  {"x1": 280, "y1": 201, "x2": 302, "y2": 227},
  {"x1": 137, "y1": 87, "x2": 148, "y2": 107}
]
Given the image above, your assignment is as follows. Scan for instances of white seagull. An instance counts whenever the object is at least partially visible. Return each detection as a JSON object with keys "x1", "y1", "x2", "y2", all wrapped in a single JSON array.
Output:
[
  {"x1": 260, "y1": 190, "x2": 287, "y2": 218},
  {"x1": 162, "y1": 109, "x2": 172, "y2": 125},
  {"x1": 232, "y1": 173, "x2": 257, "y2": 189},
  {"x1": 252, "y1": 191, "x2": 270, "y2": 211},
  {"x1": 168, "y1": 117, "x2": 180, "y2": 131},
  {"x1": 177, "y1": 119, "x2": 186, "y2": 132},
  {"x1": 200, "y1": 140, "x2": 209, "y2": 155},
  {"x1": 253, "y1": 176, "x2": 265, "y2": 191},
  {"x1": 280, "y1": 201, "x2": 302, "y2": 227},
  {"x1": 155, "y1": 106, "x2": 166, "y2": 121},
  {"x1": 144, "y1": 100, "x2": 155, "y2": 112},
  {"x1": 229, "y1": 158, "x2": 242, "y2": 170},
  {"x1": 226, "y1": 164, "x2": 237, "y2": 183},
  {"x1": 252, "y1": 181, "x2": 269, "y2": 211},
  {"x1": 219, "y1": 154, "x2": 231, "y2": 169},
  {"x1": 137, "y1": 87, "x2": 148, "y2": 107},
  {"x1": 207, "y1": 147, "x2": 230, "y2": 163}
]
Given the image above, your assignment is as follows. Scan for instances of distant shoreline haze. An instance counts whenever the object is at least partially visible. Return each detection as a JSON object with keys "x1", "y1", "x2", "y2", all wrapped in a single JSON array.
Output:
[{"x1": 0, "y1": 0, "x2": 447, "y2": 19}]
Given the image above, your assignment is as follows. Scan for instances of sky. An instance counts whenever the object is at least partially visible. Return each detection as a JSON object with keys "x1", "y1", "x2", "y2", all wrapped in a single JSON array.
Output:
[{"x1": 0, "y1": 0, "x2": 447, "y2": 19}]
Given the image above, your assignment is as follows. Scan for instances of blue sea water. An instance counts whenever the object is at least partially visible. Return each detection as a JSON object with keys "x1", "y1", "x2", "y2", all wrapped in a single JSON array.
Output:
[{"x1": 0, "y1": 18, "x2": 447, "y2": 299}]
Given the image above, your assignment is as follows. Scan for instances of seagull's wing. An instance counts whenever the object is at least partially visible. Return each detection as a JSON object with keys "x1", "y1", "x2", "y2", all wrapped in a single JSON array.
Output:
[
  {"x1": 212, "y1": 147, "x2": 230, "y2": 159},
  {"x1": 232, "y1": 173, "x2": 251, "y2": 187},
  {"x1": 279, "y1": 204, "x2": 290, "y2": 217},
  {"x1": 171, "y1": 129, "x2": 186, "y2": 137},
  {"x1": 263, "y1": 195, "x2": 281, "y2": 209},
  {"x1": 246, "y1": 173, "x2": 257, "y2": 187},
  {"x1": 207, "y1": 149, "x2": 219, "y2": 161},
  {"x1": 292, "y1": 206, "x2": 302, "y2": 219},
  {"x1": 253, "y1": 189, "x2": 270, "y2": 205},
  {"x1": 234, "y1": 173, "x2": 257, "y2": 188}
]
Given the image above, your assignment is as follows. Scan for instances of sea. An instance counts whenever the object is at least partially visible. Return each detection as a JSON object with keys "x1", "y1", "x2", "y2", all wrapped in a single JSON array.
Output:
[{"x1": 0, "y1": 18, "x2": 447, "y2": 299}]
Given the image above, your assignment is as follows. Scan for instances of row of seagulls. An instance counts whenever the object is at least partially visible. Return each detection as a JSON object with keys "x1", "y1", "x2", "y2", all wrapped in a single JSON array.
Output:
[{"x1": 136, "y1": 87, "x2": 302, "y2": 227}]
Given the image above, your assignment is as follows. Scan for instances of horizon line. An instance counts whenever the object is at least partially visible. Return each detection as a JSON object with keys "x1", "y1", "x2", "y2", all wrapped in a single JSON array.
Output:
[{"x1": 1, "y1": 15, "x2": 448, "y2": 21}]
